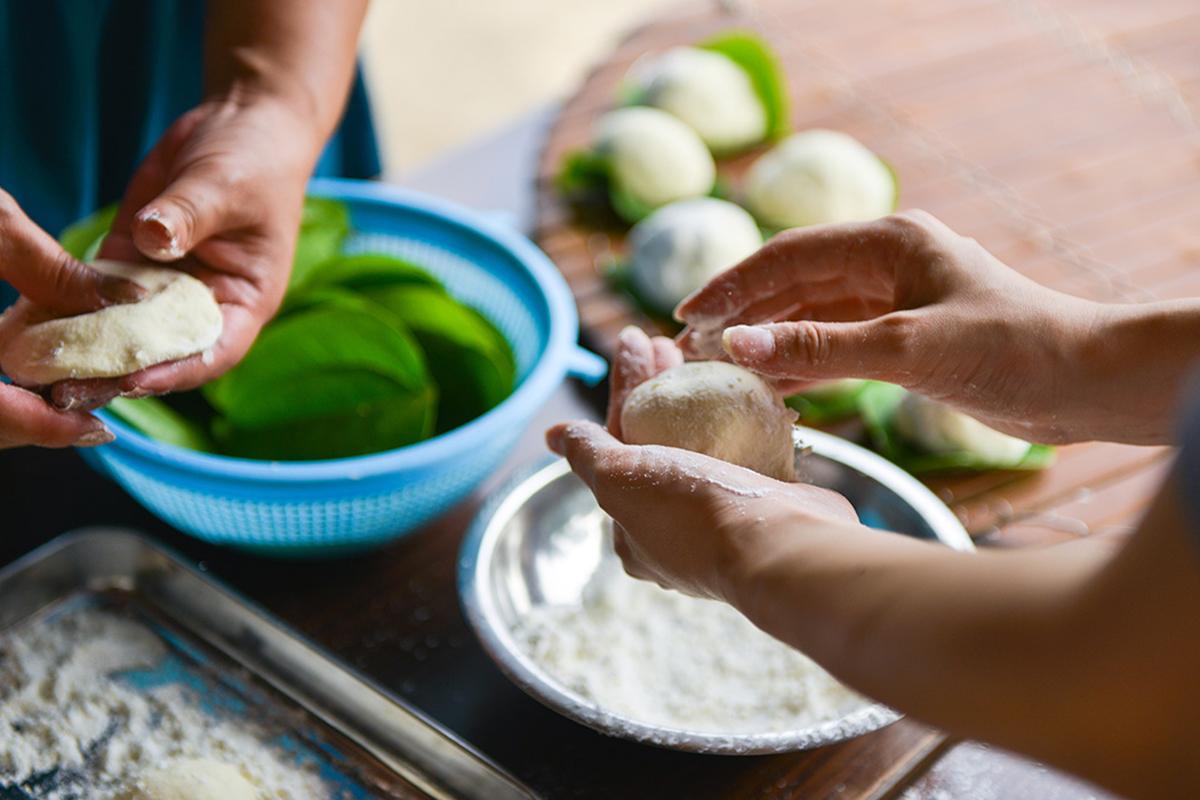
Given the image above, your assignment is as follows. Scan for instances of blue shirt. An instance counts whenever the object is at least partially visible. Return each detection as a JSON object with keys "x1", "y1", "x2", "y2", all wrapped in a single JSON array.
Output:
[
  {"x1": 1178, "y1": 376, "x2": 1200, "y2": 538},
  {"x1": 0, "y1": 0, "x2": 380, "y2": 297}
]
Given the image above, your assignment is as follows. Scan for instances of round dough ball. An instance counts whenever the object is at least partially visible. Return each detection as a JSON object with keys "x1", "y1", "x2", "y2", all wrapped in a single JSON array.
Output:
[
  {"x1": 745, "y1": 129, "x2": 896, "y2": 229},
  {"x1": 0, "y1": 260, "x2": 223, "y2": 386},
  {"x1": 135, "y1": 758, "x2": 257, "y2": 800},
  {"x1": 893, "y1": 392, "x2": 1032, "y2": 464},
  {"x1": 594, "y1": 107, "x2": 716, "y2": 212},
  {"x1": 628, "y1": 198, "x2": 763, "y2": 313},
  {"x1": 637, "y1": 47, "x2": 768, "y2": 152},
  {"x1": 621, "y1": 361, "x2": 798, "y2": 480}
]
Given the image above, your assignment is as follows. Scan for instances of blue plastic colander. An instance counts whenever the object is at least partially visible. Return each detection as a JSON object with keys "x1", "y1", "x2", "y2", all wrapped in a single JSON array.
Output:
[{"x1": 83, "y1": 178, "x2": 607, "y2": 556}]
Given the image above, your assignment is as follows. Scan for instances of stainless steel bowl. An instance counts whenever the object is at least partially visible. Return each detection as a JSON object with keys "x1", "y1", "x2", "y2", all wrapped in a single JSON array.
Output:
[{"x1": 459, "y1": 427, "x2": 972, "y2": 754}]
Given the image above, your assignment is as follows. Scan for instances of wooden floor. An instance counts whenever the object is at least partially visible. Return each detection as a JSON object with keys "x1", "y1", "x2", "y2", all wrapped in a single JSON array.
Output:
[{"x1": 534, "y1": 0, "x2": 1200, "y2": 795}]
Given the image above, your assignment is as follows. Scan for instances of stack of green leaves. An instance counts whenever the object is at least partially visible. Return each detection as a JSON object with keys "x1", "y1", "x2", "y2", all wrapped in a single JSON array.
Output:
[{"x1": 60, "y1": 199, "x2": 517, "y2": 461}]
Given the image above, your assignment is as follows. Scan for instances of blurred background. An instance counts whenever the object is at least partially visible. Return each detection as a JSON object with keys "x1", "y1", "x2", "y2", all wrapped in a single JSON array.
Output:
[{"x1": 360, "y1": 0, "x2": 676, "y2": 172}]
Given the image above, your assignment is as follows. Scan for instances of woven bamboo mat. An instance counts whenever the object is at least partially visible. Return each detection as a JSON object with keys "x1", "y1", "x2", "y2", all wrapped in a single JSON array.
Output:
[{"x1": 534, "y1": 0, "x2": 1199, "y2": 547}]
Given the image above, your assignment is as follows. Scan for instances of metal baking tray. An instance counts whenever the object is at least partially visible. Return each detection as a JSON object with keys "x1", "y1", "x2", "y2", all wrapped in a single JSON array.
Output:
[
  {"x1": 0, "y1": 528, "x2": 535, "y2": 800},
  {"x1": 461, "y1": 427, "x2": 973, "y2": 755}
]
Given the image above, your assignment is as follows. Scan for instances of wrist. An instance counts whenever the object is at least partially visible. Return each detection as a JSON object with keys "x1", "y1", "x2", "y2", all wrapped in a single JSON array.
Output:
[
  {"x1": 209, "y1": 70, "x2": 331, "y2": 156},
  {"x1": 1069, "y1": 298, "x2": 1200, "y2": 444},
  {"x1": 720, "y1": 513, "x2": 868, "y2": 657}
]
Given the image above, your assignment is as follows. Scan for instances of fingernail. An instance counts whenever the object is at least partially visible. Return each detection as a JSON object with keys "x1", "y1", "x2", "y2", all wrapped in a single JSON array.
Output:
[
  {"x1": 75, "y1": 426, "x2": 115, "y2": 447},
  {"x1": 546, "y1": 425, "x2": 566, "y2": 455},
  {"x1": 99, "y1": 274, "x2": 147, "y2": 305},
  {"x1": 135, "y1": 209, "x2": 184, "y2": 260},
  {"x1": 723, "y1": 325, "x2": 775, "y2": 361}
]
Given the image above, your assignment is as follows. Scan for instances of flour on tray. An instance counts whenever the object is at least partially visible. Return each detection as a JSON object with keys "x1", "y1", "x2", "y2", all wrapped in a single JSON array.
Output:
[
  {"x1": 0, "y1": 606, "x2": 330, "y2": 798},
  {"x1": 513, "y1": 515, "x2": 864, "y2": 734}
]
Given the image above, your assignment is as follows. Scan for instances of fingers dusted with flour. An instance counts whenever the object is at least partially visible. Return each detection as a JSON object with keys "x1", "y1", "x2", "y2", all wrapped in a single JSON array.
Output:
[{"x1": 605, "y1": 326, "x2": 685, "y2": 439}]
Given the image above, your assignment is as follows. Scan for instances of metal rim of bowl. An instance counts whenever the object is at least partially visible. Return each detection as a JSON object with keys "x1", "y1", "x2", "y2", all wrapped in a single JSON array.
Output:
[
  {"x1": 459, "y1": 426, "x2": 973, "y2": 755},
  {"x1": 90, "y1": 177, "x2": 587, "y2": 482}
]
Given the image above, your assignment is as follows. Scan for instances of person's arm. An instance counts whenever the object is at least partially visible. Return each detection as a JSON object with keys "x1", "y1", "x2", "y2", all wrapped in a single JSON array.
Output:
[
  {"x1": 203, "y1": 1, "x2": 367, "y2": 139},
  {"x1": 743, "y1": 479, "x2": 1200, "y2": 800},
  {"x1": 52, "y1": 0, "x2": 368, "y2": 410},
  {"x1": 548, "y1": 420, "x2": 1200, "y2": 799},
  {"x1": 675, "y1": 211, "x2": 1200, "y2": 445}
]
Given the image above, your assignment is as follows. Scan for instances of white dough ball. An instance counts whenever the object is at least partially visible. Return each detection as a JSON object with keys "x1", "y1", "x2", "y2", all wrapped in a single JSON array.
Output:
[
  {"x1": 621, "y1": 361, "x2": 798, "y2": 480},
  {"x1": 628, "y1": 198, "x2": 763, "y2": 313},
  {"x1": 745, "y1": 130, "x2": 896, "y2": 229},
  {"x1": 135, "y1": 758, "x2": 257, "y2": 800},
  {"x1": 594, "y1": 107, "x2": 716, "y2": 213},
  {"x1": 637, "y1": 47, "x2": 768, "y2": 152},
  {"x1": 893, "y1": 393, "x2": 1032, "y2": 464},
  {"x1": 0, "y1": 260, "x2": 223, "y2": 386}
]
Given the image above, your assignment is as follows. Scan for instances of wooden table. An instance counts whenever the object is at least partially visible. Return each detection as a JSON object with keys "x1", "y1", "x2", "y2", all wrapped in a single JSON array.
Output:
[{"x1": 9, "y1": 0, "x2": 1200, "y2": 789}]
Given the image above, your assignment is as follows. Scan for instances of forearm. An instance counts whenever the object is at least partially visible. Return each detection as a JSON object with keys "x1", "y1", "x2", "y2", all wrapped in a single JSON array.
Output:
[
  {"x1": 736, "y1": 525, "x2": 1110, "y2": 735},
  {"x1": 204, "y1": 0, "x2": 368, "y2": 148},
  {"x1": 1071, "y1": 298, "x2": 1200, "y2": 444},
  {"x1": 732, "y1": 484, "x2": 1200, "y2": 797}
]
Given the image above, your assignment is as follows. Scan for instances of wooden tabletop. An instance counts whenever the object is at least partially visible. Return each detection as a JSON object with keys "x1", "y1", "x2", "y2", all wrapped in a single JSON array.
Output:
[{"x1": 5, "y1": 0, "x2": 1199, "y2": 795}]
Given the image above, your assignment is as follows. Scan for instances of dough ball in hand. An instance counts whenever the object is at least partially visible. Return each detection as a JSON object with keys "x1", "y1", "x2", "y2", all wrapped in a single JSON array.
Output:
[
  {"x1": 135, "y1": 758, "x2": 256, "y2": 800},
  {"x1": 620, "y1": 361, "x2": 798, "y2": 481},
  {"x1": 0, "y1": 260, "x2": 222, "y2": 386}
]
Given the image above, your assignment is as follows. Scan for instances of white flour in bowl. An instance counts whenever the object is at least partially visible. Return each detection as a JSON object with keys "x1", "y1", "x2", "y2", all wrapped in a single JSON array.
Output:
[
  {"x1": 513, "y1": 526, "x2": 863, "y2": 734},
  {"x1": 0, "y1": 606, "x2": 332, "y2": 799}
]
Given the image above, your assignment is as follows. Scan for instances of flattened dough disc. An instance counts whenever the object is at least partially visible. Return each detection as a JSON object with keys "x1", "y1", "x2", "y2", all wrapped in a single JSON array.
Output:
[{"x1": 0, "y1": 260, "x2": 223, "y2": 385}]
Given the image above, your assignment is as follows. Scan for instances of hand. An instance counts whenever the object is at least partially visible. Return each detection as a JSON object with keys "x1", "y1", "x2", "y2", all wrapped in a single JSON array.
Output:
[
  {"x1": 51, "y1": 96, "x2": 318, "y2": 410},
  {"x1": 0, "y1": 190, "x2": 141, "y2": 447},
  {"x1": 676, "y1": 211, "x2": 1117, "y2": 444},
  {"x1": 546, "y1": 419, "x2": 857, "y2": 602},
  {"x1": 605, "y1": 325, "x2": 683, "y2": 438}
]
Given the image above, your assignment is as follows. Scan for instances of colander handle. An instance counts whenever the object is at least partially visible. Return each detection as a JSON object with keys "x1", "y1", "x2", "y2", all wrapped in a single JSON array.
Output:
[{"x1": 567, "y1": 345, "x2": 608, "y2": 386}]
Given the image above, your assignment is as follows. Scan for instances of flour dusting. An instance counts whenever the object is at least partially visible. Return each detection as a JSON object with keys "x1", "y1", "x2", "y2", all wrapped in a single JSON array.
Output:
[
  {"x1": 0, "y1": 606, "x2": 333, "y2": 799},
  {"x1": 513, "y1": 514, "x2": 862, "y2": 734}
]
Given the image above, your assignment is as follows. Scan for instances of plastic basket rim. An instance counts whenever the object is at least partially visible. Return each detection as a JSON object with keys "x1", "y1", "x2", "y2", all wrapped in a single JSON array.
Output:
[{"x1": 93, "y1": 177, "x2": 578, "y2": 483}]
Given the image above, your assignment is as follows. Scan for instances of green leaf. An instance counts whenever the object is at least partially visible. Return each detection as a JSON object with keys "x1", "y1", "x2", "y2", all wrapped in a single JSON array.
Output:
[
  {"x1": 881, "y1": 157, "x2": 901, "y2": 212},
  {"x1": 59, "y1": 204, "x2": 118, "y2": 260},
  {"x1": 362, "y1": 285, "x2": 516, "y2": 432},
  {"x1": 107, "y1": 396, "x2": 214, "y2": 451},
  {"x1": 856, "y1": 382, "x2": 1054, "y2": 473},
  {"x1": 290, "y1": 197, "x2": 351, "y2": 290},
  {"x1": 785, "y1": 380, "x2": 868, "y2": 424},
  {"x1": 214, "y1": 383, "x2": 436, "y2": 460},
  {"x1": 608, "y1": 181, "x2": 659, "y2": 224},
  {"x1": 614, "y1": 79, "x2": 647, "y2": 107},
  {"x1": 276, "y1": 285, "x2": 376, "y2": 319},
  {"x1": 299, "y1": 253, "x2": 442, "y2": 294},
  {"x1": 603, "y1": 260, "x2": 681, "y2": 326},
  {"x1": 205, "y1": 305, "x2": 431, "y2": 429},
  {"x1": 700, "y1": 31, "x2": 791, "y2": 141},
  {"x1": 556, "y1": 149, "x2": 612, "y2": 196}
]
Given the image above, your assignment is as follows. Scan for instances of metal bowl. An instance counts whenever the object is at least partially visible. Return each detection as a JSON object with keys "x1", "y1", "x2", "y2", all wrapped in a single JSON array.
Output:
[{"x1": 458, "y1": 427, "x2": 973, "y2": 754}]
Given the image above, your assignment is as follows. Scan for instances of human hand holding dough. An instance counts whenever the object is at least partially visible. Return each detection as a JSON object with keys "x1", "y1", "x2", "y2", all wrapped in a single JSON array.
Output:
[
  {"x1": 606, "y1": 326, "x2": 797, "y2": 481},
  {"x1": 0, "y1": 260, "x2": 223, "y2": 389}
]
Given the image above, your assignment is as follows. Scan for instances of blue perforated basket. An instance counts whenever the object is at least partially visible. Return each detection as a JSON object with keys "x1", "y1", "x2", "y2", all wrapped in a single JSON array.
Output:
[{"x1": 84, "y1": 178, "x2": 607, "y2": 556}]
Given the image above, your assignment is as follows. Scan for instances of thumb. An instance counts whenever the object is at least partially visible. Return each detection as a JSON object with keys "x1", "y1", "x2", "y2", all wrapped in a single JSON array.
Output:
[
  {"x1": 721, "y1": 316, "x2": 917, "y2": 382},
  {"x1": 132, "y1": 167, "x2": 239, "y2": 262},
  {"x1": 0, "y1": 195, "x2": 144, "y2": 314},
  {"x1": 546, "y1": 419, "x2": 623, "y2": 489}
]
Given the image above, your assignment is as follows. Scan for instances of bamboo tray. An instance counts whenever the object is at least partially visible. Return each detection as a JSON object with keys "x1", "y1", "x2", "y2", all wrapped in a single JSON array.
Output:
[{"x1": 534, "y1": 0, "x2": 1199, "y2": 544}]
